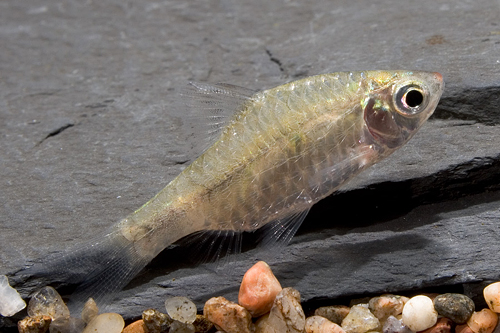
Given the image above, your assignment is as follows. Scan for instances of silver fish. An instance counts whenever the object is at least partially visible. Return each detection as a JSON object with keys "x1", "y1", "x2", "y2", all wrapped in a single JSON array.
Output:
[{"x1": 22, "y1": 70, "x2": 444, "y2": 308}]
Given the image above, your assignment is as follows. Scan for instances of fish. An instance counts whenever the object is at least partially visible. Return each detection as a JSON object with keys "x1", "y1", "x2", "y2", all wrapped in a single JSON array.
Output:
[{"x1": 19, "y1": 70, "x2": 444, "y2": 310}]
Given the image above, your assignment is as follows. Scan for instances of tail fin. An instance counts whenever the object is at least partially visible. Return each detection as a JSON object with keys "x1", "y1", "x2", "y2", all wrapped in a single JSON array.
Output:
[{"x1": 16, "y1": 229, "x2": 152, "y2": 314}]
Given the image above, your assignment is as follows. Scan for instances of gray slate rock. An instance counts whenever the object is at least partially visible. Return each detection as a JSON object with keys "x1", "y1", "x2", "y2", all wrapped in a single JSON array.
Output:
[{"x1": 1, "y1": 0, "x2": 499, "y2": 327}]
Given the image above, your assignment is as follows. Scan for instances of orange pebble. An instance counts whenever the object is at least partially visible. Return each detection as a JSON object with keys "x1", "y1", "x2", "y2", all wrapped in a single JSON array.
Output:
[
  {"x1": 238, "y1": 261, "x2": 282, "y2": 317},
  {"x1": 467, "y1": 309, "x2": 498, "y2": 333},
  {"x1": 419, "y1": 317, "x2": 453, "y2": 333},
  {"x1": 123, "y1": 319, "x2": 146, "y2": 333},
  {"x1": 456, "y1": 324, "x2": 474, "y2": 333}
]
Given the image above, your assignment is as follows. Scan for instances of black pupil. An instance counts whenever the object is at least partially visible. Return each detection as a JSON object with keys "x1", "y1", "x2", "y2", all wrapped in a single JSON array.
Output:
[{"x1": 405, "y1": 89, "x2": 423, "y2": 108}]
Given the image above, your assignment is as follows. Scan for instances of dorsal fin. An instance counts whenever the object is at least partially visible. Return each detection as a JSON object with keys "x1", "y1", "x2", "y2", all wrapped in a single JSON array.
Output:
[{"x1": 180, "y1": 82, "x2": 256, "y2": 156}]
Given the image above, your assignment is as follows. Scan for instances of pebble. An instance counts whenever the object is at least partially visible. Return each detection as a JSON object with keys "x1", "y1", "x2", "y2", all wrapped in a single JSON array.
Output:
[
  {"x1": 82, "y1": 313, "x2": 125, "y2": 333},
  {"x1": 315, "y1": 305, "x2": 351, "y2": 325},
  {"x1": 369, "y1": 295, "x2": 407, "y2": 323},
  {"x1": 401, "y1": 295, "x2": 438, "y2": 332},
  {"x1": 27, "y1": 286, "x2": 70, "y2": 320},
  {"x1": 142, "y1": 308, "x2": 173, "y2": 333},
  {"x1": 192, "y1": 314, "x2": 215, "y2": 333},
  {"x1": 81, "y1": 298, "x2": 99, "y2": 324},
  {"x1": 433, "y1": 293, "x2": 475, "y2": 324},
  {"x1": 165, "y1": 296, "x2": 197, "y2": 324},
  {"x1": 467, "y1": 308, "x2": 499, "y2": 333},
  {"x1": 484, "y1": 282, "x2": 500, "y2": 313},
  {"x1": 456, "y1": 324, "x2": 475, "y2": 333},
  {"x1": 341, "y1": 304, "x2": 381, "y2": 333},
  {"x1": 49, "y1": 316, "x2": 85, "y2": 333},
  {"x1": 17, "y1": 315, "x2": 52, "y2": 333},
  {"x1": 170, "y1": 320, "x2": 196, "y2": 333},
  {"x1": 305, "y1": 315, "x2": 346, "y2": 333},
  {"x1": 0, "y1": 274, "x2": 26, "y2": 317},
  {"x1": 382, "y1": 315, "x2": 413, "y2": 333},
  {"x1": 123, "y1": 319, "x2": 146, "y2": 333},
  {"x1": 204, "y1": 296, "x2": 254, "y2": 333},
  {"x1": 238, "y1": 261, "x2": 283, "y2": 317},
  {"x1": 419, "y1": 317, "x2": 453, "y2": 333}
]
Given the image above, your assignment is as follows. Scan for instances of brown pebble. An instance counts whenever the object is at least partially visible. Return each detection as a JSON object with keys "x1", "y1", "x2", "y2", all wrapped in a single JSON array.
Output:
[
  {"x1": 456, "y1": 324, "x2": 475, "y2": 333},
  {"x1": 17, "y1": 315, "x2": 52, "y2": 333},
  {"x1": 142, "y1": 308, "x2": 173, "y2": 333},
  {"x1": 123, "y1": 319, "x2": 146, "y2": 333},
  {"x1": 467, "y1": 309, "x2": 498, "y2": 333},
  {"x1": 305, "y1": 315, "x2": 346, "y2": 333},
  {"x1": 204, "y1": 296, "x2": 253, "y2": 333},
  {"x1": 369, "y1": 295, "x2": 406, "y2": 322},
  {"x1": 315, "y1": 305, "x2": 350, "y2": 325},
  {"x1": 192, "y1": 314, "x2": 215, "y2": 333},
  {"x1": 238, "y1": 261, "x2": 282, "y2": 317},
  {"x1": 419, "y1": 317, "x2": 453, "y2": 333}
]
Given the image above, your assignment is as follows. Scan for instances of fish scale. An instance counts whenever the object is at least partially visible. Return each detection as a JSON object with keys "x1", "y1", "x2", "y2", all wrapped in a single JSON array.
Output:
[{"x1": 17, "y1": 70, "x2": 444, "y2": 311}]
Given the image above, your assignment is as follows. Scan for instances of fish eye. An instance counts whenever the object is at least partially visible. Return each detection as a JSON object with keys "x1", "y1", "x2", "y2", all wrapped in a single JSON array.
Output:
[{"x1": 394, "y1": 84, "x2": 428, "y2": 115}]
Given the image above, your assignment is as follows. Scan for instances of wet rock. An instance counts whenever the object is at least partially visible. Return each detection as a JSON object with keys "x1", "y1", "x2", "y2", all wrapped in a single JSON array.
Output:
[
  {"x1": 123, "y1": 319, "x2": 146, "y2": 333},
  {"x1": 433, "y1": 293, "x2": 475, "y2": 324},
  {"x1": 382, "y1": 316, "x2": 413, "y2": 333},
  {"x1": 142, "y1": 308, "x2": 173, "y2": 333},
  {"x1": 82, "y1": 313, "x2": 125, "y2": 333},
  {"x1": 419, "y1": 317, "x2": 453, "y2": 333},
  {"x1": 341, "y1": 304, "x2": 381, "y2": 333},
  {"x1": 484, "y1": 282, "x2": 500, "y2": 313},
  {"x1": 192, "y1": 314, "x2": 215, "y2": 333},
  {"x1": 203, "y1": 296, "x2": 254, "y2": 333},
  {"x1": 305, "y1": 315, "x2": 346, "y2": 333},
  {"x1": 27, "y1": 287, "x2": 70, "y2": 320},
  {"x1": 315, "y1": 305, "x2": 351, "y2": 325},
  {"x1": 0, "y1": 274, "x2": 26, "y2": 317},
  {"x1": 81, "y1": 298, "x2": 99, "y2": 324},
  {"x1": 17, "y1": 315, "x2": 52, "y2": 333},
  {"x1": 369, "y1": 295, "x2": 407, "y2": 322},
  {"x1": 238, "y1": 261, "x2": 282, "y2": 317},
  {"x1": 467, "y1": 309, "x2": 498, "y2": 333},
  {"x1": 401, "y1": 295, "x2": 437, "y2": 332},
  {"x1": 165, "y1": 296, "x2": 197, "y2": 324}
]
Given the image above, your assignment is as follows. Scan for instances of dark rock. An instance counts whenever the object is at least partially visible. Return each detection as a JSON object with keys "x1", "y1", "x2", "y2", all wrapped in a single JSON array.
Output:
[
  {"x1": 434, "y1": 293, "x2": 475, "y2": 324},
  {"x1": 0, "y1": 0, "x2": 499, "y2": 330}
]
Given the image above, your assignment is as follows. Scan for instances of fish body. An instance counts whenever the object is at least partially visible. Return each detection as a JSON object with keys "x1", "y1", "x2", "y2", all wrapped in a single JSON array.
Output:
[{"x1": 21, "y1": 71, "x2": 444, "y2": 308}]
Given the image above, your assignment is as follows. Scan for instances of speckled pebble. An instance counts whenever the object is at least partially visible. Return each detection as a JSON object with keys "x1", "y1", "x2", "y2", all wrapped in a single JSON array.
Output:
[
  {"x1": 82, "y1": 313, "x2": 124, "y2": 333},
  {"x1": 419, "y1": 317, "x2": 453, "y2": 333},
  {"x1": 315, "y1": 305, "x2": 351, "y2": 325},
  {"x1": 369, "y1": 295, "x2": 407, "y2": 322},
  {"x1": 341, "y1": 304, "x2": 381, "y2": 333},
  {"x1": 192, "y1": 314, "x2": 215, "y2": 333},
  {"x1": 401, "y1": 295, "x2": 438, "y2": 332},
  {"x1": 165, "y1": 296, "x2": 197, "y2": 324},
  {"x1": 17, "y1": 315, "x2": 52, "y2": 333},
  {"x1": 305, "y1": 315, "x2": 346, "y2": 333},
  {"x1": 123, "y1": 319, "x2": 146, "y2": 333},
  {"x1": 382, "y1": 315, "x2": 413, "y2": 333},
  {"x1": 142, "y1": 308, "x2": 173, "y2": 333},
  {"x1": 467, "y1": 308, "x2": 498, "y2": 333},
  {"x1": 204, "y1": 296, "x2": 254, "y2": 333},
  {"x1": 238, "y1": 261, "x2": 282, "y2": 317},
  {"x1": 81, "y1": 298, "x2": 99, "y2": 324},
  {"x1": 484, "y1": 282, "x2": 500, "y2": 313},
  {"x1": 27, "y1": 286, "x2": 70, "y2": 320},
  {"x1": 433, "y1": 293, "x2": 475, "y2": 324}
]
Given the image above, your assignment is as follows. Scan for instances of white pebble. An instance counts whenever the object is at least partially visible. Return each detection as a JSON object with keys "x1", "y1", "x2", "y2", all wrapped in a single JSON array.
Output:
[
  {"x1": 0, "y1": 275, "x2": 26, "y2": 317},
  {"x1": 401, "y1": 295, "x2": 438, "y2": 332},
  {"x1": 82, "y1": 313, "x2": 124, "y2": 333},
  {"x1": 28, "y1": 286, "x2": 69, "y2": 319},
  {"x1": 165, "y1": 296, "x2": 197, "y2": 324}
]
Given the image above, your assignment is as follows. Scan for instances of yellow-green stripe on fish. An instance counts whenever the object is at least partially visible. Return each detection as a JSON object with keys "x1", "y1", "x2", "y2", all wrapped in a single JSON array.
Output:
[{"x1": 23, "y1": 70, "x2": 444, "y2": 310}]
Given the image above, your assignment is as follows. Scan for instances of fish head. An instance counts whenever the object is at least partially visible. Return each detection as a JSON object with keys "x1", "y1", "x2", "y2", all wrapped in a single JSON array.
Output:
[{"x1": 362, "y1": 71, "x2": 444, "y2": 149}]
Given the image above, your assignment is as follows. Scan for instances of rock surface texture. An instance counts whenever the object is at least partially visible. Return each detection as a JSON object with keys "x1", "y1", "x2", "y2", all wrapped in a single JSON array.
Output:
[{"x1": 1, "y1": 0, "x2": 499, "y2": 330}]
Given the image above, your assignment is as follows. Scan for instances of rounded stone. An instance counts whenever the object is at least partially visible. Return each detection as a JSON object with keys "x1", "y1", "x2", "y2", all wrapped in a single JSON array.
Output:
[
  {"x1": 142, "y1": 308, "x2": 173, "y2": 333},
  {"x1": 341, "y1": 304, "x2": 381, "y2": 333},
  {"x1": 123, "y1": 319, "x2": 146, "y2": 333},
  {"x1": 369, "y1": 295, "x2": 407, "y2": 322},
  {"x1": 401, "y1": 295, "x2": 438, "y2": 332},
  {"x1": 203, "y1": 296, "x2": 254, "y2": 333},
  {"x1": 382, "y1": 316, "x2": 413, "y2": 333},
  {"x1": 315, "y1": 305, "x2": 351, "y2": 325},
  {"x1": 433, "y1": 293, "x2": 475, "y2": 324},
  {"x1": 467, "y1": 308, "x2": 498, "y2": 333},
  {"x1": 306, "y1": 315, "x2": 346, "y2": 333},
  {"x1": 82, "y1": 313, "x2": 125, "y2": 333},
  {"x1": 165, "y1": 296, "x2": 197, "y2": 324},
  {"x1": 238, "y1": 261, "x2": 282, "y2": 317},
  {"x1": 484, "y1": 282, "x2": 500, "y2": 313}
]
